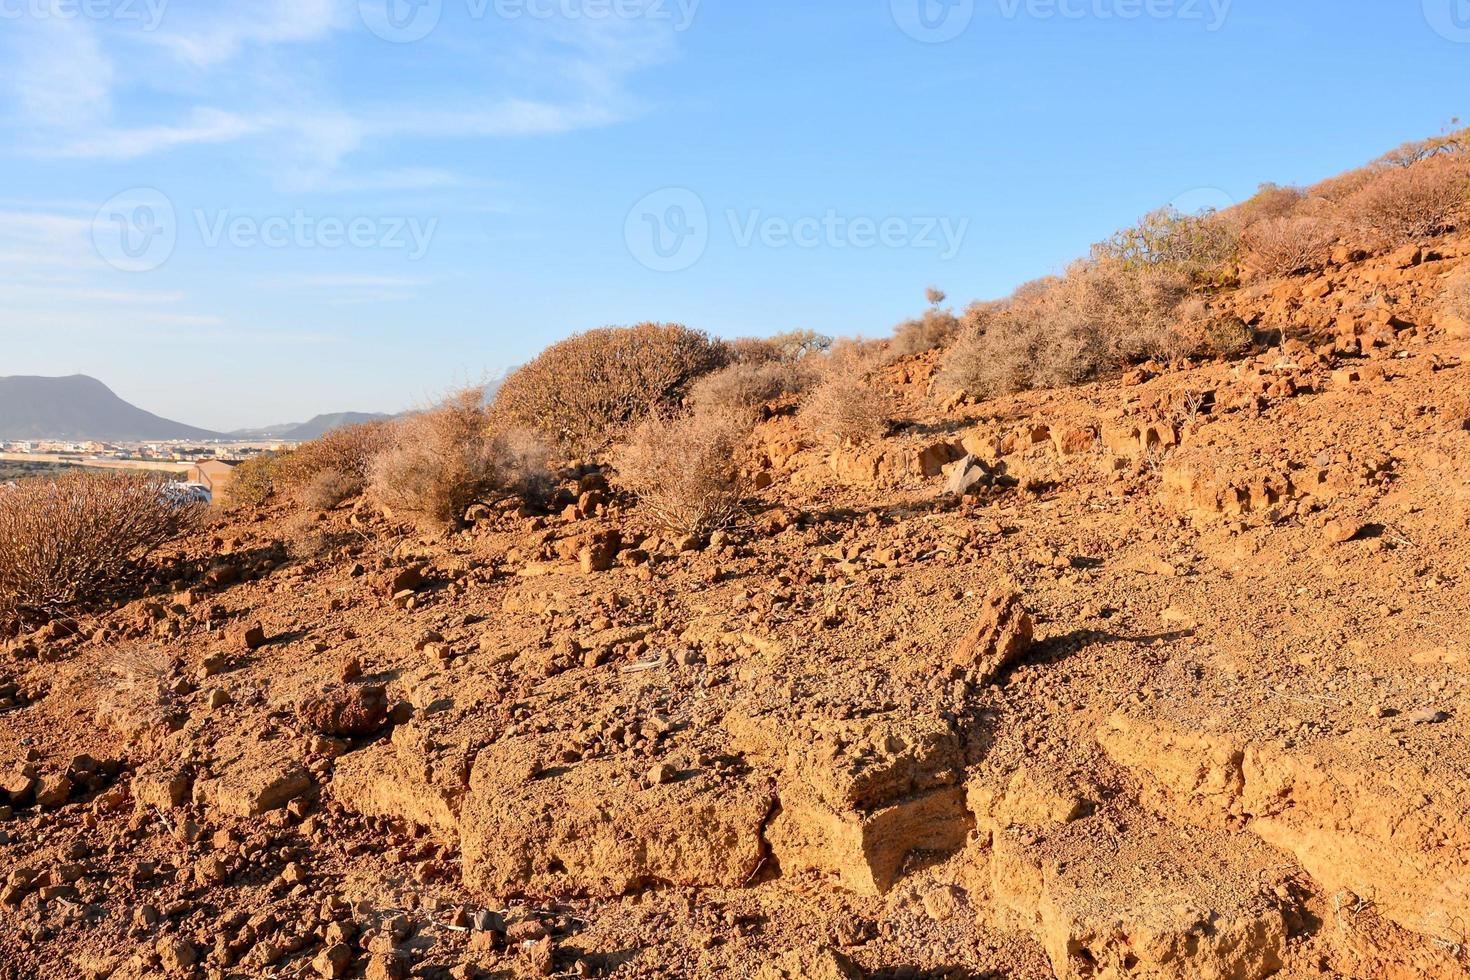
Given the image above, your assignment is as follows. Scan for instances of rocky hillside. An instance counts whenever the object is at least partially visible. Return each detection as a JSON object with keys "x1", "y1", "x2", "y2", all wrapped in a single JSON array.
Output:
[{"x1": 0, "y1": 227, "x2": 1466, "y2": 980}]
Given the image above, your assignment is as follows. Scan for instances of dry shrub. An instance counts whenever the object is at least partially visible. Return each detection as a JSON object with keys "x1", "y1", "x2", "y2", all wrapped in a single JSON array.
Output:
[
  {"x1": 1307, "y1": 166, "x2": 1380, "y2": 206},
  {"x1": 275, "y1": 421, "x2": 392, "y2": 507},
  {"x1": 1170, "y1": 296, "x2": 1255, "y2": 359},
  {"x1": 1092, "y1": 206, "x2": 1239, "y2": 278},
  {"x1": 891, "y1": 307, "x2": 961, "y2": 356},
  {"x1": 1345, "y1": 155, "x2": 1469, "y2": 247},
  {"x1": 370, "y1": 387, "x2": 523, "y2": 529},
  {"x1": 492, "y1": 322, "x2": 728, "y2": 454},
  {"x1": 0, "y1": 472, "x2": 201, "y2": 627},
  {"x1": 616, "y1": 411, "x2": 748, "y2": 536},
  {"x1": 1374, "y1": 126, "x2": 1469, "y2": 169},
  {"x1": 94, "y1": 645, "x2": 179, "y2": 742},
  {"x1": 941, "y1": 302, "x2": 1103, "y2": 399},
  {"x1": 296, "y1": 468, "x2": 364, "y2": 511},
  {"x1": 1068, "y1": 259, "x2": 1192, "y2": 362},
  {"x1": 688, "y1": 361, "x2": 814, "y2": 420},
  {"x1": 728, "y1": 330, "x2": 832, "y2": 366},
  {"x1": 1221, "y1": 183, "x2": 1306, "y2": 230},
  {"x1": 799, "y1": 368, "x2": 894, "y2": 447},
  {"x1": 226, "y1": 452, "x2": 285, "y2": 508},
  {"x1": 1243, "y1": 215, "x2": 1340, "y2": 277}
]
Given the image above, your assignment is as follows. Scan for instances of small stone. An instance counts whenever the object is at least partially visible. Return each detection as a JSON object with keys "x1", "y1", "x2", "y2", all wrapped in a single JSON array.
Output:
[
  {"x1": 524, "y1": 936, "x2": 556, "y2": 977},
  {"x1": 156, "y1": 935, "x2": 197, "y2": 972},
  {"x1": 34, "y1": 773, "x2": 72, "y2": 808},
  {"x1": 312, "y1": 942, "x2": 353, "y2": 979},
  {"x1": 1408, "y1": 708, "x2": 1450, "y2": 725},
  {"x1": 298, "y1": 685, "x2": 389, "y2": 737},
  {"x1": 646, "y1": 763, "x2": 673, "y2": 787},
  {"x1": 239, "y1": 622, "x2": 268, "y2": 650},
  {"x1": 196, "y1": 854, "x2": 228, "y2": 884},
  {"x1": 364, "y1": 952, "x2": 408, "y2": 980}
]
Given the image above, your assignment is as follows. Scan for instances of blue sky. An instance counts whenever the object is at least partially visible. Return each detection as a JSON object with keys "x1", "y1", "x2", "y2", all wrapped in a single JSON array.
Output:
[{"x1": 0, "y1": 0, "x2": 1465, "y2": 430}]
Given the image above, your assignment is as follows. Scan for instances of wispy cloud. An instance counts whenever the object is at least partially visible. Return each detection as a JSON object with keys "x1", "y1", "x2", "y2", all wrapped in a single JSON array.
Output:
[
  {"x1": 1, "y1": 3, "x2": 678, "y2": 190},
  {"x1": 6, "y1": 15, "x2": 115, "y2": 127},
  {"x1": 47, "y1": 109, "x2": 263, "y2": 160},
  {"x1": 143, "y1": 0, "x2": 347, "y2": 68}
]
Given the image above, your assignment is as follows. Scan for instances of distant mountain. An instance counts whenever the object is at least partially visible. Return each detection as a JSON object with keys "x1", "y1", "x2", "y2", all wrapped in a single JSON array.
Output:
[
  {"x1": 0, "y1": 375, "x2": 224, "y2": 442},
  {"x1": 229, "y1": 413, "x2": 394, "y2": 442},
  {"x1": 278, "y1": 413, "x2": 394, "y2": 441}
]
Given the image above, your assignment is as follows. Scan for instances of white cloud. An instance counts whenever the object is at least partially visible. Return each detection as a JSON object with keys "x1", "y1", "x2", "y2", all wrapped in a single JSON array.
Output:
[
  {"x1": 5, "y1": 16, "x2": 115, "y2": 127},
  {"x1": 45, "y1": 109, "x2": 263, "y2": 160},
  {"x1": 145, "y1": 0, "x2": 348, "y2": 68}
]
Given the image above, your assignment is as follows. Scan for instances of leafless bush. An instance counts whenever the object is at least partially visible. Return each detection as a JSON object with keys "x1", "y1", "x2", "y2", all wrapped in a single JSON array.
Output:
[
  {"x1": 1243, "y1": 215, "x2": 1340, "y2": 277},
  {"x1": 0, "y1": 472, "x2": 201, "y2": 627},
  {"x1": 94, "y1": 645, "x2": 178, "y2": 740},
  {"x1": 370, "y1": 387, "x2": 512, "y2": 529},
  {"x1": 275, "y1": 421, "x2": 393, "y2": 507},
  {"x1": 688, "y1": 361, "x2": 814, "y2": 420},
  {"x1": 799, "y1": 369, "x2": 894, "y2": 447},
  {"x1": 616, "y1": 411, "x2": 748, "y2": 536},
  {"x1": 1346, "y1": 155, "x2": 1469, "y2": 247},
  {"x1": 1374, "y1": 125, "x2": 1469, "y2": 169},
  {"x1": 491, "y1": 322, "x2": 728, "y2": 454}
]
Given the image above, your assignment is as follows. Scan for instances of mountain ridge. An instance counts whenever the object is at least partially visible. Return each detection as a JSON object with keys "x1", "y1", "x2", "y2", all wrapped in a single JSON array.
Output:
[{"x1": 0, "y1": 375, "x2": 224, "y2": 442}]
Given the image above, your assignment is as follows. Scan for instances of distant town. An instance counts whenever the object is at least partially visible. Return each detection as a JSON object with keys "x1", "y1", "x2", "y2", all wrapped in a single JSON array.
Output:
[{"x1": 0, "y1": 439, "x2": 294, "y2": 503}]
